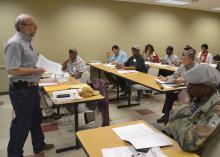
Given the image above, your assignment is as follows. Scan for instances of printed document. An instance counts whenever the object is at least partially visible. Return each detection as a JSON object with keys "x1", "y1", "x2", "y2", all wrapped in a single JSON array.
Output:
[
  {"x1": 36, "y1": 55, "x2": 62, "y2": 74},
  {"x1": 113, "y1": 123, "x2": 172, "y2": 149}
]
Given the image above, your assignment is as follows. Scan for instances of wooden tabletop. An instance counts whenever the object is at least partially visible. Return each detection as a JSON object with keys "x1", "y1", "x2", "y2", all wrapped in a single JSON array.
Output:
[
  {"x1": 89, "y1": 63, "x2": 185, "y2": 92},
  {"x1": 43, "y1": 77, "x2": 104, "y2": 106},
  {"x1": 77, "y1": 120, "x2": 199, "y2": 157},
  {"x1": 145, "y1": 62, "x2": 178, "y2": 72}
]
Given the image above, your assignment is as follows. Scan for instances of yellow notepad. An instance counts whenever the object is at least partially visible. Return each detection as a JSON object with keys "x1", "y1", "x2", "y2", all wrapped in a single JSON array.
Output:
[{"x1": 44, "y1": 85, "x2": 70, "y2": 92}]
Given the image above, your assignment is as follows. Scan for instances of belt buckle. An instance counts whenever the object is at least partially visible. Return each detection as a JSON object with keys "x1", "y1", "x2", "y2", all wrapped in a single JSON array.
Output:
[{"x1": 27, "y1": 82, "x2": 37, "y2": 87}]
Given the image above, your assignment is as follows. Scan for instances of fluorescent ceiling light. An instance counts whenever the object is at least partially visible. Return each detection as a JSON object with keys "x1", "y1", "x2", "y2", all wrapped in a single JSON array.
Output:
[
  {"x1": 213, "y1": 7, "x2": 220, "y2": 11},
  {"x1": 154, "y1": 0, "x2": 190, "y2": 5}
]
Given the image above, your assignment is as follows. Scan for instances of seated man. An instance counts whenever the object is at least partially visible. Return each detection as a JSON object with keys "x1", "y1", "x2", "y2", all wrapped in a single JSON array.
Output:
[
  {"x1": 157, "y1": 48, "x2": 197, "y2": 124},
  {"x1": 104, "y1": 45, "x2": 128, "y2": 88},
  {"x1": 116, "y1": 45, "x2": 148, "y2": 97},
  {"x1": 62, "y1": 48, "x2": 87, "y2": 79},
  {"x1": 158, "y1": 46, "x2": 179, "y2": 77},
  {"x1": 164, "y1": 64, "x2": 220, "y2": 152}
]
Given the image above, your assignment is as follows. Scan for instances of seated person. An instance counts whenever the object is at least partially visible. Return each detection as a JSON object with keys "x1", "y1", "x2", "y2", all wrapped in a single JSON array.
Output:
[
  {"x1": 62, "y1": 48, "x2": 87, "y2": 79},
  {"x1": 161, "y1": 46, "x2": 179, "y2": 66},
  {"x1": 159, "y1": 46, "x2": 179, "y2": 77},
  {"x1": 116, "y1": 45, "x2": 148, "y2": 97},
  {"x1": 104, "y1": 45, "x2": 128, "y2": 88},
  {"x1": 157, "y1": 48, "x2": 197, "y2": 124},
  {"x1": 143, "y1": 44, "x2": 160, "y2": 63},
  {"x1": 164, "y1": 64, "x2": 220, "y2": 152},
  {"x1": 197, "y1": 43, "x2": 213, "y2": 64}
]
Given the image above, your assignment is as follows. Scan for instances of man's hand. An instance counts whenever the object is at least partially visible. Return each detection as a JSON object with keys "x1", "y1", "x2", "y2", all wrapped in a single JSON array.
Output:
[
  {"x1": 158, "y1": 76, "x2": 168, "y2": 82},
  {"x1": 34, "y1": 67, "x2": 45, "y2": 75},
  {"x1": 111, "y1": 61, "x2": 119, "y2": 65},
  {"x1": 105, "y1": 50, "x2": 112, "y2": 57},
  {"x1": 174, "y1": 77, "x2": 185, "y2": 84},
  {"x1": 62, "y1": 58, "x2": 70, "y2": 70},
  {"x1": 116, "y1": 63, "x2": 124, "y2": 69}
]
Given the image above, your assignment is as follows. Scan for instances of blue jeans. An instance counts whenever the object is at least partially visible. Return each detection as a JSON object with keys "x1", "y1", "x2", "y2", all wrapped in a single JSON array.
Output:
[{"x1": 7, "y1": 86, "x2": 45, "y2": 157}]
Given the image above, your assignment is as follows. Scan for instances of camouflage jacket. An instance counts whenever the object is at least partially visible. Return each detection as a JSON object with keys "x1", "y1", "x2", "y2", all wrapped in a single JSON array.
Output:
[{"x1": 164, "y1": 92, "x2": 220, "y2": 152}]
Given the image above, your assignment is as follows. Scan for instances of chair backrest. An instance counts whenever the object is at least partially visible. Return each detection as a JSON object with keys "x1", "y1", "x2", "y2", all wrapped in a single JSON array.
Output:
[{"x1": 80, "y1": 71, "x2": 90, "y2": 84}]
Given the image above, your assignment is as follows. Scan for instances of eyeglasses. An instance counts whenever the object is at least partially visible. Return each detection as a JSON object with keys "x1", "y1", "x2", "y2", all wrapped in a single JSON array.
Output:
[{"x1": 22, "y1": 23, "x2": 36, "y2": 26}]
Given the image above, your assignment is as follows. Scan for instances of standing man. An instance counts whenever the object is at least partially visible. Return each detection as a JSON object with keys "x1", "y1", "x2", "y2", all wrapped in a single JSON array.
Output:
[{"x1": 4, "y1": 14, "x2": 54, "y2": 157}]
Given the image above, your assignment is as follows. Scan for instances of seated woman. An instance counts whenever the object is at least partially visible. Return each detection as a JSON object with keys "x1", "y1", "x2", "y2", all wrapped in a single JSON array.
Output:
[
  {"x1": 163, "y1": 64, "x2": 220, "y2": 152},
  {"x1": 143, "y1": 44, "x2": 160, "y2": 63}
]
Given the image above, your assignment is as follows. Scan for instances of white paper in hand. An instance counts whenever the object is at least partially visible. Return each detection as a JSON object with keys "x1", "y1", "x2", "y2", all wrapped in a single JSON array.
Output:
[{"x1": 36, "y1": 55, "x2": 62, "y2": 74}]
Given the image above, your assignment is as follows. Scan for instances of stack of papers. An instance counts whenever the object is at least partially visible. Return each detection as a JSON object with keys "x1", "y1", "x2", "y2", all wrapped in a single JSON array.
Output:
[
  {"x1": 102, "y1": 146, "x2": 167, "y2": 157},
  {"x1": 104, "y1": 63, "x2": 116, "y2": 68},
  {"x1": 36, "y1": 55, "x2": 62, "y2": 74},
  {"x1": 39, "y1": 77, "x2": 58, "y2": 87},
  {"x1": 112, "y1": 123, "x2": 172, "y2": 150},
  {"x1": 117, "y1": 70, "x2": 138, "y2": 74}
]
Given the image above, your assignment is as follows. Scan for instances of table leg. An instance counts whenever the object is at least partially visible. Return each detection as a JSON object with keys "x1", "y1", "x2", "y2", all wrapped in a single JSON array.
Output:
[
  {"x1": 117, "y1": 80, "x2": 140, "y2": 108},
  {"x1": 56, "y1": 104, "x2": 80, "y2": 153}
]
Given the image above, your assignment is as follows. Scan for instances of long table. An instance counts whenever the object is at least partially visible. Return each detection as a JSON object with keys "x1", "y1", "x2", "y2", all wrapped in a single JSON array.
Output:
[
  {"x1": 42, "y1": 77, "x2": 104, "y2": 153},
  {"x1": 89, "y1": 63, "x2": 185, "y2": 108},
  {"x1": 76, "y1": 120, "x2": 199, "y2": 157}
]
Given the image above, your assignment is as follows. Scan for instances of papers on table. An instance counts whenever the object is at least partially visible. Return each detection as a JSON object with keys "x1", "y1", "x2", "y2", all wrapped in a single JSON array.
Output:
[
  {"x1": 117, "y1": 70, "x2": 138, "y2": 74},
  {"x1": 39, "y1": 82, "x2": 58, "y2": 86},
  {"x1": 154, "y1": 78, "x2": 186, "y2": 89},
  {"x1": 104, "y1": 63, "x2": 116, "y2": 68},
  {"x1": 39, "y1": 77, "x2": 58, "y2": 86},
  {"x1": 102, "y1": 146, "x2": 167, "y2": 157},
  {"x1": 69, "y1": 84, "x2": 89, "y2": 89},
  {"x1": 112, "y1": 123, "x2": 172, "y2": 150},
  {"x1": 52, "y1": 89, "x2": 81, "y2": 101},
  {"x1": 36, "y1": 55, "x2": 62, "y2": 74}
]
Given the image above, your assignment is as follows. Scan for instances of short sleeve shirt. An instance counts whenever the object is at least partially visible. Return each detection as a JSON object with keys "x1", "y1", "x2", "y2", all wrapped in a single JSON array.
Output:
[
  {"x1": 66, "y1": 56, "x2": 87, "y2": 76},
  {"x1": 4, "y1": 32, "x2": 40, "y2": 83}
]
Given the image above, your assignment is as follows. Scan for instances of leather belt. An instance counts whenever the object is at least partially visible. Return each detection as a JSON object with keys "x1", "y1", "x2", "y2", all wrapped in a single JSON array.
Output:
[{"x1": 9, "y1": 81, "x2": 38, "y2": 89}]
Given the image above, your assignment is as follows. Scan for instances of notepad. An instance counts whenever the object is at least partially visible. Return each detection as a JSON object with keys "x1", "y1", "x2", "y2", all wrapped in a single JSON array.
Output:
[
  {"x1": 44, "y1": 85, "x2": 70, "y2": 92},
  {"x1": 112, "y1": 123, "x2": 172, "y2": 150},
  {"x1": 154, "y1": 78, "x2": 186, "y2": 89},
  {"x1": 117, "y1": 70, "x2": 138, "y2": 74}
]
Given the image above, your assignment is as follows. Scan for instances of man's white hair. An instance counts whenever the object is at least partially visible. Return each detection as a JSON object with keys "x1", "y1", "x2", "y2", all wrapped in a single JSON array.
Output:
[{"x1": 14, "y1": 13, "x2": 32, "y2": 32}]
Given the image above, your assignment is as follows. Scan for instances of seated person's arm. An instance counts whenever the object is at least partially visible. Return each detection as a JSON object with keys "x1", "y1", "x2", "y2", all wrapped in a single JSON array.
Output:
[
  {"x1": 71, "y1": 72, "x2": 83, "y2": 79},
  {"x1": 61, "y1": 58, "x2": 70, "y2": 71},
  {"x1": 125, "y1": 66, "x2": 135, "y2": 70},
  {"x1": 158, "y1": 76, "x2": 168, "y2": 81},
  {"x1": 174, "y1": 77, "x2": 186, "y2": 84},
  {"x1": 105, "y1": 50, "x2": 113, "y2": 63}
]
